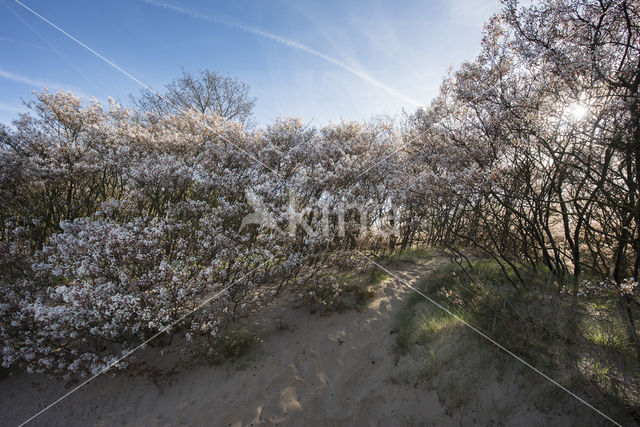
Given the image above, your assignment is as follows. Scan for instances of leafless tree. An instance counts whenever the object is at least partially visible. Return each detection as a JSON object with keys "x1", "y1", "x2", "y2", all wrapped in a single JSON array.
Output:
[{"x1": 132, "y1": 68, "x2": 256, "y2": 125}]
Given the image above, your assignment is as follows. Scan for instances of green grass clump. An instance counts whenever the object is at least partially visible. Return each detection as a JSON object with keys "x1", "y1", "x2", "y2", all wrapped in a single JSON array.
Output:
[
  {"x1": 207, "y1": 328, "x2": 258, "y2": 364},
  {"x1": 414, "y1": 309, "x2": 464, "y2": 344},
  {"x1": 581, "y1": 311, "x2": 633, "y2": 354},
  {"x1": 393, "y1": 263, "x2": 468, "y2": 354},
  {"x1": 381, "y1": 247, "x2": 433, "y2": 266},
  {"x1": 349, "y1": 267, "x2": 390, "y2": 302},
  {"x1": 303, "y1": 264, "x2": 390, "y2": 314},
  {"x1": 392, "y1": 257, "x2": 640, "y2": 423},
  {"x1": 396, "y1": 259, "x2": 565, "y2": 364}
]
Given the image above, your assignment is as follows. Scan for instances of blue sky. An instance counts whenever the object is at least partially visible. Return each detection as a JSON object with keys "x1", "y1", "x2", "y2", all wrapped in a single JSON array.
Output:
[{"x1": 0, "y1": 0, "x2": 501, "y2": 127}]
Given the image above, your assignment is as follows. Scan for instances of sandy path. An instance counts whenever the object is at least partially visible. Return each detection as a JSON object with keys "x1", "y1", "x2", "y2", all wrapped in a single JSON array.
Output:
[{"x1": 0, "y1": 257, "x2": 608, "y2": 426}]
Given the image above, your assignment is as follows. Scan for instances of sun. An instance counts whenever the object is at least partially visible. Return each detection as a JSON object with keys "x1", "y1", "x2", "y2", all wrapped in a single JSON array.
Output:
[{"x1": 566, "y1": 102, "x2": 589, "y2": 121}]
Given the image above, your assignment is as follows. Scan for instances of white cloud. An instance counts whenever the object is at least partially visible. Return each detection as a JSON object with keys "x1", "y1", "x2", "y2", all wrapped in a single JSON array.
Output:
[
  {"x1": 0, "y1": 69, "x2": 53, "y2": 88},
  {"x1": 0, "y1": 68, "x2": 90, "y2": 98}
]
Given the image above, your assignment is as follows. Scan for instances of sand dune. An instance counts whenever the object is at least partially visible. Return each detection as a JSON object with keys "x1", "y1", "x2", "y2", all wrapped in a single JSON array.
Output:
[{"x1": 0, "y1": 258, "x2": 606, "y2": 426}]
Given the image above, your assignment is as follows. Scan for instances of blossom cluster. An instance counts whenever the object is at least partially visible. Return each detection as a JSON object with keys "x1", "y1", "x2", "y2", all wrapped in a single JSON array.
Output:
[
  {"x1": 0, "y1": 91, "x2": 414, "y2": 377},
  {"x1": 3, "y1": 0, "x2": 639, "y2": 377},
  {"x1": 558, "y1": 278, "x2": 637, "y2": 298}
]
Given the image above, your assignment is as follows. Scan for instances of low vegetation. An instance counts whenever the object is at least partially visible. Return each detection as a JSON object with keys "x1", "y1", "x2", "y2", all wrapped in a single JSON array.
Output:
[
  {"x1": 394, "y1": 256, "x2": 640, "y2": 423},
  {"x1": 301, "y1": 264, "x2": 389, "y2": 315},
  {"x1": 377, "y1": 248, "x2": 433, "y2": 267},
  {"x1": 0, "y1": 4, "x2": 639, "y2": 413}
]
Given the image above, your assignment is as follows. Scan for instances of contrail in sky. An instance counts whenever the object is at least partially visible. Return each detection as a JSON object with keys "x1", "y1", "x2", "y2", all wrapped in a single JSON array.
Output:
[
  {"x1": 142, "y1": 0, "x2": 422, "y2": 107},
  {"x1": 5, "y1": 1, "x2": 110, "y2": 98},
  {"x1": 13, "y1": 0, "x2": 153, "y2": 91}
]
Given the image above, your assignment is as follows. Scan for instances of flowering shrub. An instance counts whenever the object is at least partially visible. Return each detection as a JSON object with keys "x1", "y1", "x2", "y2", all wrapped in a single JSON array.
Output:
[
  {"x1": 301, "y1": 276, "x2": 345, "y2": 314},
  {"x1": 3, "y1": 0, "x2": 640, "y2": 378},
  {"x1": 0, "y1": 90, "x2": 405, "y2": 377}
]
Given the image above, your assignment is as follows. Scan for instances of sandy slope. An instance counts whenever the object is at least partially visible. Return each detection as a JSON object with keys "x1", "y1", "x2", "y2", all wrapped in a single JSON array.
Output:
[{"x1": 0, "y1": 257, "x2": 610, "y2": 426}]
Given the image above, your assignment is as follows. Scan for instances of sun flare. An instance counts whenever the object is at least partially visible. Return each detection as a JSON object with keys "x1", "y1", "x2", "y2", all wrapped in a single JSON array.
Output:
[{"x1": 566, "y1": 102, "x2": 589, "y2": 121}]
